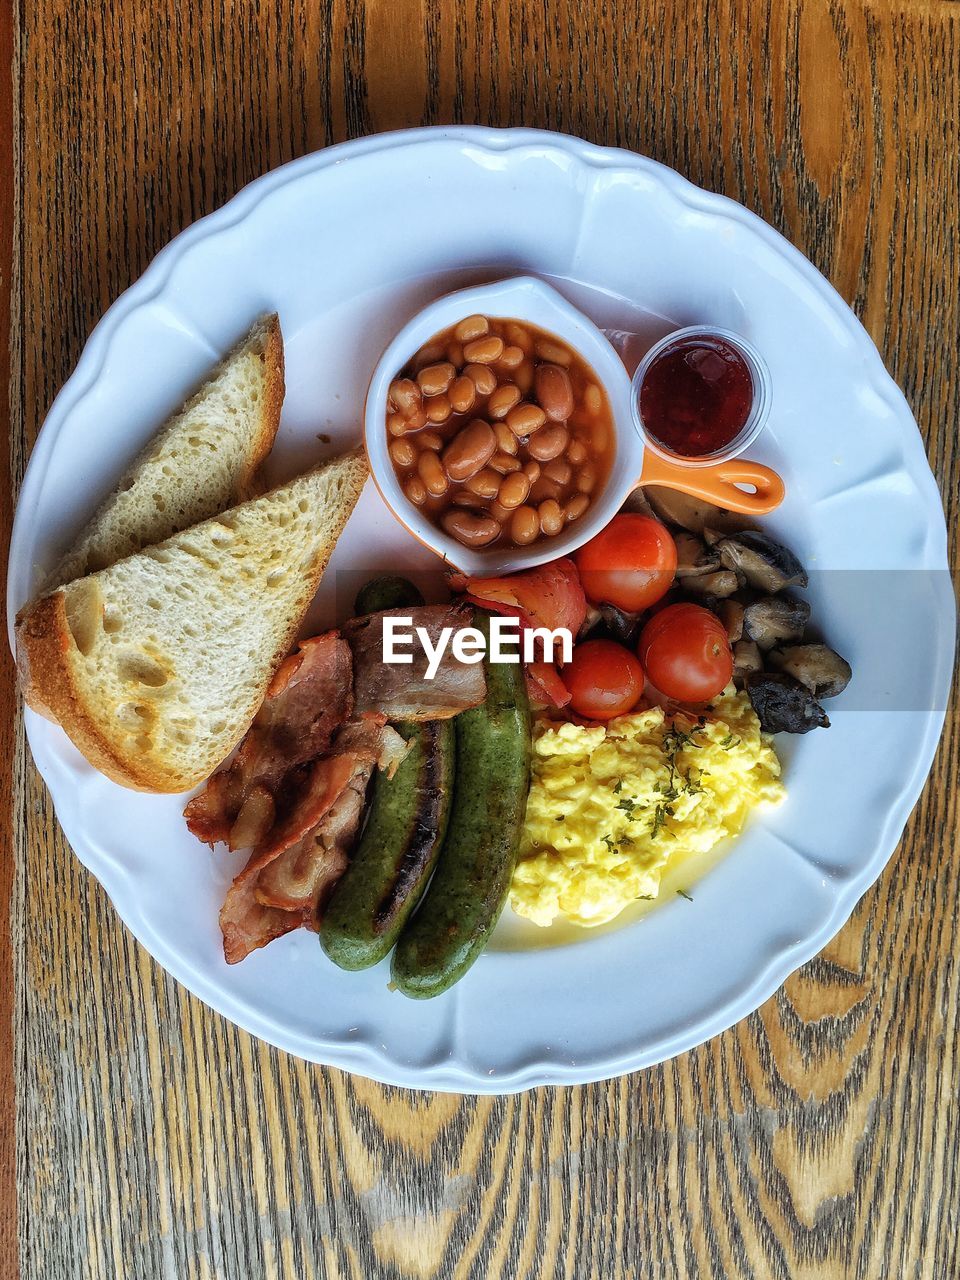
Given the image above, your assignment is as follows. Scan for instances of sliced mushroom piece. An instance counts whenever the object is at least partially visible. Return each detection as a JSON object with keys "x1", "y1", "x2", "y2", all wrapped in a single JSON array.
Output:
[
  {"x1": 619, "y1": 487, "x2": 658, "y2": 519},
  {"x1": 673, "y1": 530, "x2": 722, "y2": 578},
  {"x1": 769, "y1": 644, "x2": 852, "y2": 699},
  {"x1": 742, "y1": 595, "x2": 810, "y2": 650},
  {"x1": 732, "y1": 639, "x2": 763, "y2": 687},
  {"x1": 578, "y1": 603, "x2": 604, "y2": 640},
  {"x1": 681, "y1": 569, "x2": 741, "y2": 598},
  {"x1": 714, "y1": 599, "x2": 745, "y2": 643},
  {"x1": 746, "y1": 672, "x2": 830, "y2": 733},
  {"x1": 719, "y1": 531, "x2": 807, "y2": 592},
  {"x1": 713, "y1": 530, "x2": 808, "y2": 593},
  {"x1": 644, "y1": 486, "x2": 753, "y2": 535},
  {"x1": 599, "y1": 604, "x2": 644, "y2": 645}
]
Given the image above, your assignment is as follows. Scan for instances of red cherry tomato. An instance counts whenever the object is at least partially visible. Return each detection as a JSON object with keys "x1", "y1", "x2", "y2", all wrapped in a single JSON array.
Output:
[
  {"x1": 638, "y1": 603, "x2": 733, "y2": 703},
  {"x1": 564, "y1": 639, "x2": 646, "y2": 720},
  {"x1": 575, "y1": 514, "x2": 678, "y2": 613}
]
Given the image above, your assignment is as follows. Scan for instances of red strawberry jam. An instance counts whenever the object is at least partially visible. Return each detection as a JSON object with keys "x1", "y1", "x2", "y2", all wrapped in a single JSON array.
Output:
[{"x1": 639, "y1": 335, "x2": 754, "y2": 458}]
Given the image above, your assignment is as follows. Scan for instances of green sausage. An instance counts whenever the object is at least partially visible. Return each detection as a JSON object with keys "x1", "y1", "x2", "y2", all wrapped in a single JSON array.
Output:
[
  {"x1": 319, "y1": 719, "x2": 456, "y2": 970},
  {"x1": 353, "y1": 575, "x2": 425, "y2": 616},
  {"x1": 391, "y1": 620, "x2": 531, "y2": 999}
]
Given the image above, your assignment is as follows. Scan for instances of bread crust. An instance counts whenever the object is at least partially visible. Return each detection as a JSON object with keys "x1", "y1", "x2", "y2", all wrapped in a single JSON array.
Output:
[
  {"x1": 16, "y1": 449, "x2": 369, "y2": 794},
  {"x1": 46, "y1": 312, "x2": 286, "y2": 588},
  {"x1": 235, "y1": 313, "x2": 285, "y2": 499}
]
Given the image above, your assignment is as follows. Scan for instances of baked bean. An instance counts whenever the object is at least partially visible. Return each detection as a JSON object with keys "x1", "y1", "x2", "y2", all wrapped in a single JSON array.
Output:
[
  {"x1": 464, "y1": 363, "x2": 497, "y2": 395},
  {"x1": 534, "y1": 338, "x2": 572, "y2": 366},
  {"x1": 489, "y1": 451, "x2": 522, "y2": 474},
  {"x1": 538, "y1": 499, "x2": 564, "y2": 536},
  {"x1": 389, "y1": 378, "x2": 422, "y2": 417},
  {"x1": 514, "y1": 359, "x2": 535, "y2": 395},
  {"x1": 417, "y1": 362, "x2": 456, "y2": 397},
  {"x1": 390, "y1": 439, "x2": 416, "y2": 468},
  {"x1": 589, "y1": 424, "x2": 609, "y2": 453},
  {"x1": 493, "y1": 423, "x2": 519, "y2": 455},
  {"x1": 497, "y1": 345, "x2": 525, "y2": 370},
  {"x1": 526, "y1": 424, "x2": 569, "y2": 461},
  {"x1": 388, "y1": 314, "x2": 614, "y2": 553},
  {"x1": 577, "y1": 463, "x2": 597, "y2": 493},
  {"x1": 463, "y1": 335, "x2": 504, "y2": 364},
  {"x1": 497, "y1": 471, "x2": 531, "y2": 509},
  {"x1": 454, "y1": 314, "x2": 489, "y2": 343},
  {"x1": 506, "y1": 403, "x2": 547, "y2": 437},
  {"x1": 417, "y1": 450, "x2": 448, "y2": 497},
  {"x1": 425, "y1": 394, "x2": 452, "y2": 424},
  {"x1": 441, "y1": 509, "x2": 501, "y2": 547},
  {"x1": 543, "y1": 457, "x2": 572, "y2": 485},
  {"x1": 464, "y1": 467, "x2": 502, "y2": 499},
  {"x1": 505, "y1": 322, "x2": 534, "y2": 355},
  {"x1": 488, "y1": 383, "x2": 521, "y2": 420},
  {"x1": 535, "y1": 363, "x2": 574, "y2": 421},
  {"x1": 509, "y1": 505, "x2": 540, "y2": 545},
  {"x1": 529, "y1": 475, "x2": 563, "y2": 504},
  {"x1": 404, "y1": 476, "x2": 427, "y2": 505},
  {"x1": 441, "y1": 420, "x2": 497, "y2": 482},
  {"x1": 415, "y1": 339, "x2": 446, "y2": 363},
  {"x1": 449, "y1": 375, "x2": 476, "y2": 414}
]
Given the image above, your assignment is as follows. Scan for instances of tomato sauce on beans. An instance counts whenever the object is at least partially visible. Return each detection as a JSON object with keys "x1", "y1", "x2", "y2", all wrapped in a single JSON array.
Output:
[{"x1": 386, "y1": 315, "x2": 615, "y2": 550}]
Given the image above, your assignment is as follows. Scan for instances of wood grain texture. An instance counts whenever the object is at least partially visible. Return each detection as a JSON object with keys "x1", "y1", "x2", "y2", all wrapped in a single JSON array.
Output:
[{"x1": 6, "y1": 1, "x2": 959, "y2": 1277}]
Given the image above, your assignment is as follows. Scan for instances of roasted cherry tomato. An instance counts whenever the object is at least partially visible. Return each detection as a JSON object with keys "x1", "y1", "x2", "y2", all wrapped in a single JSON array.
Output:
[
  {"x1": 638, "y1": 603, "x2": 733, "y2": 703},
  {"x1": 564, "y1": 639, "x2": 646, "y2": 720},
  {"x1": 575, "y1": 514, "x2": 677, "y2": 612}
]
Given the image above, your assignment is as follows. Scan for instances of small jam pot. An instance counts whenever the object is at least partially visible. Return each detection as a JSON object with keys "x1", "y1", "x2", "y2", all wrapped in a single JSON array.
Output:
[{"x1": 632, "y1": 326, "x2": 771, "y2": 466}]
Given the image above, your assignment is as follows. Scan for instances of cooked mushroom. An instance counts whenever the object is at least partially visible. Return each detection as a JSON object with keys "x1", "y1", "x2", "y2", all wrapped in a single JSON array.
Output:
[
  {"x1": 742, "y1": 595, "x2": 810, "y2": 650},
  {"x1": 619, "y1": 487, "x2": 658, "y2": 519},
  {"x1": 769, "y1": 644, "x2": 851, "y2": 699},
  {"x1": 746, "y1": 672, "x2": 830, "y2": 733},
  {"x1": 644, "y1": 486, "x2": 752, "y2": 535},
  {"x1": 596, "y1": 603, "x2": 643, "y2": 646},
  {"x1": 713, "y1": 530, "x2": 808, "y2": 593},
  {"x1": 673, "y1": 531, "x2": 722, "y2": 578},
  {"x1": 681, "y1": 569, "x2": 741, "y2": 598},
  {"x1": 732, "y1": 639, "x2": 763, "y2": 687},
  {"x1": 714, "y1": 599, "x2": 745, "y2": 643},
  {"x1": 579, "y1": 603, "x2": 604, "y2": 639}
]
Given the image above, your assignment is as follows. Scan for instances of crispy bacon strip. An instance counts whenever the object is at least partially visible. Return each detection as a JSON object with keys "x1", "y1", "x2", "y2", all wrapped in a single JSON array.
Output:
[
  {"x1": 219, "y1": 718, "x2": 384, "y2": 963},
  {"x1": 185, "y1": 633, "x2": 353, "y2": 848},
  {"x1": 345, "y1": 602, "x2": 486, "y2": 720}
]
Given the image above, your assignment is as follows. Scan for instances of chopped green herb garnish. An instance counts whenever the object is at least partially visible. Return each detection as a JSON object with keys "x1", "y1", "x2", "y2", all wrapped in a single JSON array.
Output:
[
  {"x1": 677, "y1": 888, "x2": 693, "y2": 902},
  {"x1": 720, "y1": 733, "x2": 741, "y2": 750}
]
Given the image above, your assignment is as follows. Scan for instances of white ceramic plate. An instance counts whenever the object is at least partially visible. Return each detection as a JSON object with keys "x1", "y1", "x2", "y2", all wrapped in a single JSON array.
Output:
[{"x1": 8, "y1": 128, "x2": 954, "y2": 1093}]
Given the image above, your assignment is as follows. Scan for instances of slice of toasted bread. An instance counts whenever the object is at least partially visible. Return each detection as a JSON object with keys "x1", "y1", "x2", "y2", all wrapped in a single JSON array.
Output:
[
  {"x1": 47, "y1": 313, "x2": 285, "y2": 590},
  {"x1": 17, "y1": 450, "x2": 368, "y2": 793}
]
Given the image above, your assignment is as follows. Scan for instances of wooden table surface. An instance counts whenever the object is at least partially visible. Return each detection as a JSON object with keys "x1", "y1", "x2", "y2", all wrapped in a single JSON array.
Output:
[{"x1": 4, "y1": 3, "x2": 959, "y2": 1277}]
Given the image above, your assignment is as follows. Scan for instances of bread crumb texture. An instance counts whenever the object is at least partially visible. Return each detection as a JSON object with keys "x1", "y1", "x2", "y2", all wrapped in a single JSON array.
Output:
[{"x1": 22, "y1": 450, "x2": 367, "y2": 791}]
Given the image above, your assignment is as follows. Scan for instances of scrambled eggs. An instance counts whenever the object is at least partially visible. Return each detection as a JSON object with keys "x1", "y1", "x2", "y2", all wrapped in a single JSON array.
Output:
[{"x1": 510, "y1": 688, "x2": 784, "y2": 927}]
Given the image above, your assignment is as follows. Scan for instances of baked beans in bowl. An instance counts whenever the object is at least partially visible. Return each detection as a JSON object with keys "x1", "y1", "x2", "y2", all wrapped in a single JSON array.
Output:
[
  {"x1": 386, "y1": 315, "x2": 614, "y2": 551},
  {"x1": 364, "y1": 277, "x2": 786, "y2": 574}
]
